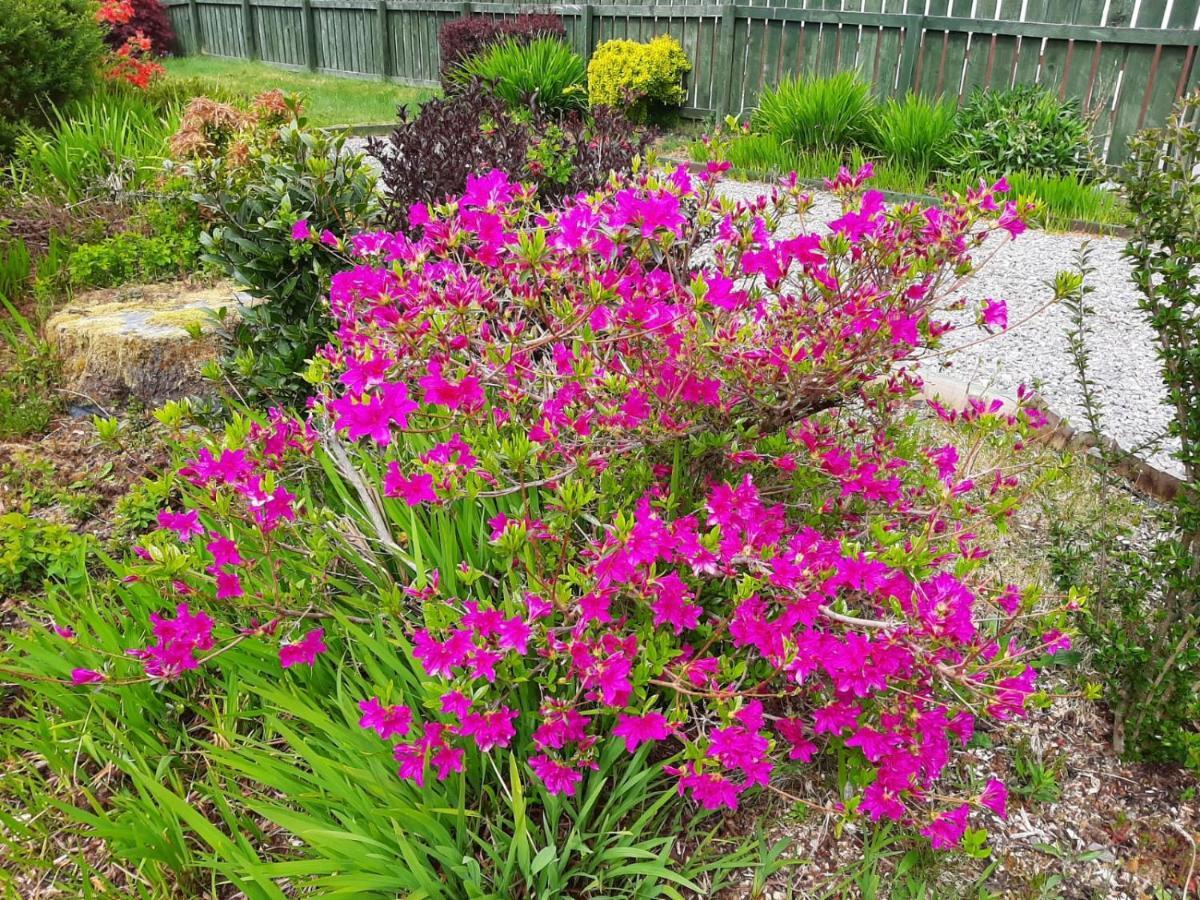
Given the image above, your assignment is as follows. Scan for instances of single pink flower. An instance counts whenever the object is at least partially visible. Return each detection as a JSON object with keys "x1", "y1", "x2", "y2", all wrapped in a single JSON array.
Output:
[
  {"x1": 981, "y1": 778, "x2": 1008, "y2": 819},
  {"x1": 384, "y1": 465, "x2": 438, "y2": 505},
  {"x1": 921, "y1": 803, "x2": 970, "y2": 849},
  {"x1": 280, "y1": 628, "x2": 327, "y2": 668},
  {"x1": 358, "y1": 697, "x2": 412, "y2": 739},
  {"x1": 529, "y1": 754, "x2": 584, "y2": 796},
  {"x1": 158, "y1": 509, "x2": 204, "y2": 542},
  {"x1": 613, "y1": 712, "x2": 672, "y2": 753},
  {"x1": 981, "y1": 298, "x2": 1008, "y2": 330},
  {"x1": 71, "y1": 668, "x2": 105, "y2": 685}
]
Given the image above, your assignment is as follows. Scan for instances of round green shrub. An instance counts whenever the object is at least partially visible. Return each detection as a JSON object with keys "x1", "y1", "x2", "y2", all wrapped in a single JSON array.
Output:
[
  {"x1": 951, "y1": 86, "x2": 1098, "y2": 180},
  {"x1": 587, "y1": 35, "x2": 691, "y2": 123},
  {"x1": 0, "y1": 0, "x2": 105, "y2": 155}
]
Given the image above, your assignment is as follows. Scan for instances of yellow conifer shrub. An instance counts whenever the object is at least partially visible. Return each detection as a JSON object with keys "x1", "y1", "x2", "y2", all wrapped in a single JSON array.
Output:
[{"x1": 587, "y1": 35, "x2": 691, "y2": 121}]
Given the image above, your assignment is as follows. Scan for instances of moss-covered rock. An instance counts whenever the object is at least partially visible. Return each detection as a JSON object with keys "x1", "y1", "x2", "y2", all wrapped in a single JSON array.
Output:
[{"x1": 45, "y1": 281, "x2": 256, "y2": 408}]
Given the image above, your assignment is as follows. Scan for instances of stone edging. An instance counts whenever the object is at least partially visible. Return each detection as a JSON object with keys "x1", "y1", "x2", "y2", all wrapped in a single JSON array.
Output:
[{"x1": 918, "y1": 373, "x2": 1183, "y2": 503}]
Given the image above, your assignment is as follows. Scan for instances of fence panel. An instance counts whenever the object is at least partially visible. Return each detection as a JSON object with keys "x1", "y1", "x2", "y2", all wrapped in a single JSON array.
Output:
[
  {"x1": 196, "y1": 0, "x2": 250, "y2": 57},
  {"x1": 159, "y1": 0, "x2": 1200, "y2": 164},
  {"x1": 167, "y1": 3, "x2": 198, "y2": 53},
  {"x1": 254, "y1": 0, "x2": 307, "y2": 67}
]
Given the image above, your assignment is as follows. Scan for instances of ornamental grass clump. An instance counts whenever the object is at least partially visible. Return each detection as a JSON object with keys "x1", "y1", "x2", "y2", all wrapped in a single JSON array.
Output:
[
  {"x1": 453, "y1": 37, "x2": 587, "y2": 113},
  {"x1": 752, "y1": 72, "x2": 877, "y2": 152},
  {"x1": 52, "y1": 161, "x2": 1071, "y2": 881}
]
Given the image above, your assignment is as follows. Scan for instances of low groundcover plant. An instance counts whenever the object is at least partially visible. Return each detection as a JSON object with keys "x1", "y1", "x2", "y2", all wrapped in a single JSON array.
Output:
[{"x1": 55, "y1": 162, "x2": 1069, "y2": 866}]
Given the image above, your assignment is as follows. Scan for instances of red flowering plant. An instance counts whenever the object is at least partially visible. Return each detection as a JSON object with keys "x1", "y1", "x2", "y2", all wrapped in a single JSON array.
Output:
[
  {"x1": 96, "y1": 0, "x2": 164, "y2": 89},
  {"x1": 59, "y1": 162, "x2": 1069, "y2": 861}
]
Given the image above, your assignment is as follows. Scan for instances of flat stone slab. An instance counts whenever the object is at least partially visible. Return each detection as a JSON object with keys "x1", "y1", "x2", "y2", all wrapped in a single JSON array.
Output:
[{"x1": 45, "y1": 281, "x2": 255, "y2": 408}]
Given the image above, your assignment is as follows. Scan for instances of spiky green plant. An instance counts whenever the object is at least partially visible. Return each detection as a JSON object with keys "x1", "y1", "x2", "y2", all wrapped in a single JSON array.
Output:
[
  {"x1": 0, "y1": 416, "x2": 760, "y2": 896},
  {"x1": 872, "y1": 93, "x2": 957, "y2": 181},
  {"x1": 1, "y1": 562, "x2": 756, "y2": 897},
  {"x1": 751, "y1": 72, "x2": 877, "y2": 152},
  {"x1": 454, "y1": 37, "x2": 587, "y2": 113},
  {"x1": 689, "y1": 132, "x2": 799, "y2": 180},
  {"x1": 8, "y1": 94, "x2": 177, "y2": 202}
]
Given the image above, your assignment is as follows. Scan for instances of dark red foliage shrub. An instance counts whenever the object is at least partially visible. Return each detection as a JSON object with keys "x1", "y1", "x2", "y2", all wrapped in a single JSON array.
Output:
[
  {"x1": 103, "y1": 0, "x2": 176, "y2": 55},
  {"x1": 437, "y1": 12, "x2": 565, "y2": 87},
  {"x1": 497, "y1": 12, "x2": 563, "y2": 42},
  {"x1": 368, "y1": 80, "x2": 647, "y2": 231}
]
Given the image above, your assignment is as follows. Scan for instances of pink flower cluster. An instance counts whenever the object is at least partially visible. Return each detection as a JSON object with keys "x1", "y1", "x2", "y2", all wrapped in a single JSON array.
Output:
[{"x1": 129, "y1": 603, "x2": 215, "y2": 679}]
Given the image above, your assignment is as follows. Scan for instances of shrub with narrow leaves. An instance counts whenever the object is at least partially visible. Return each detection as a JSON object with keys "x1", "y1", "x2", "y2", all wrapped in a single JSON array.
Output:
[{"x1": 951, "y1": 86, "x2": 1097, "y2": 181}]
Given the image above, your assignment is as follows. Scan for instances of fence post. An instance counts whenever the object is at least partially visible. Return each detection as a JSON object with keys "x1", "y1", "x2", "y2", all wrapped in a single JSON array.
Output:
[
  {"x1": 241, "y1": 0, "x2": 258, "y2": 60},
  {"x1": 376, "y1": 0, "x2": 390, "y2": 79},
  {"x1": 579, "y1": 3, "x2": 593, "y2": 59},
  {"x1": 897, "y1": 13, "x2": 926, "y2": 95},
  {"x1": 715, "y1": 3, "x2": 736, "y2": 121},
  {"x1": 187, "y1": 0, "x2": 202, "y2": 54},
  {"x1": 301, "y1": 0, "x2": 318, "y2": 71}
]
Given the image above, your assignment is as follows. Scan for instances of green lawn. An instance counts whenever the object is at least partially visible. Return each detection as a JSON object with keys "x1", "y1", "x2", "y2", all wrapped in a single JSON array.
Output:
[{"x1": 162, "y1": 57, "x2": 437, "y2": 127}]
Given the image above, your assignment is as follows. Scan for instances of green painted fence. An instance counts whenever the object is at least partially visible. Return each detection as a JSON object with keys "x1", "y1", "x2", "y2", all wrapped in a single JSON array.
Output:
[{"x1": 160, "y1": 0, "x2": 1200, "y2": 164}]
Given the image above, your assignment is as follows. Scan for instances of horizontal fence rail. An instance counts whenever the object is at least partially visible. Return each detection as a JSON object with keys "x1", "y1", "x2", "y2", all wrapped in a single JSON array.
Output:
[{"x1": 162, "y1": 0, "x2": 1200, "y2": 165}]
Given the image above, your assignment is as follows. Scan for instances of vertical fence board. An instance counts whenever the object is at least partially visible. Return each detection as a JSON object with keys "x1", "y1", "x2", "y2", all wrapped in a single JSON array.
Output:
[
  {"x1": 983, "y1": 0, "x2": 1022, "y2": 90},
  {"x1": 1008, "y1": 0, "x2": 1048, "y2": 87},
  {"x1": 1107, "y1": 0, "x2": 1168, "y2": 163},
  {"x1": 1092, "y1": 0, "x2": 1137, "y2": 161},
  {"x1": 777, "y1": 17, "x2": 802, "y2": 90},
  {"x1": 957, "y1": 2, "x2": 995, "y2": 100},
  {"x1": 915, "y1": 0, "x2": 951, "y2": 97},
  {"x1": 939, "y1": 0, "x2": 970, "y2": 99},
  {"x1": 873, "y1": 1, "x2": 905, "y2": 96},
  {"x1": 857, "y1": 0, "x2": 884, "y2": 91},
  {"x1": 727, "y1": 12, "x2": 745, "y2": 113}
]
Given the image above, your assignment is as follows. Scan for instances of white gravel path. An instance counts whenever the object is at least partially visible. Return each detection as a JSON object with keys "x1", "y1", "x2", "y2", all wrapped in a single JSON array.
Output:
[{"x1": 717, "y1": 179, "x2": 1181, "y2": 479}]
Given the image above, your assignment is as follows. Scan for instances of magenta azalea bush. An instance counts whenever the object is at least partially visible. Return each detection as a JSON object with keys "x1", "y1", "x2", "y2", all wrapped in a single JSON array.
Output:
[{"x1": 65, "y1": 162, "x2": 1070, "y2": 853}]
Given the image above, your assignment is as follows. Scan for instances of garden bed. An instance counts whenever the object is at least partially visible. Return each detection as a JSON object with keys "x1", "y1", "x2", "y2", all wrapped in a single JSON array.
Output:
[{"x1": 3, "y1": 13, "x2": 1199, "y2": 895}]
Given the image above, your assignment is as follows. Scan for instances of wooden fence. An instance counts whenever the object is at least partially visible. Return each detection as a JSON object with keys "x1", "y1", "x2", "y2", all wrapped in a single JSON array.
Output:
[{"x1": 160, "y1": 0, "x2": 1200, "y2": 164}]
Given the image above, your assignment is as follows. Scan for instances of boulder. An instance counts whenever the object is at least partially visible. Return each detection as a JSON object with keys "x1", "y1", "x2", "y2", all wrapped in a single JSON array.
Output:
[{"x1": 45, "y1": 281, "x2": 255, "y2": 408}]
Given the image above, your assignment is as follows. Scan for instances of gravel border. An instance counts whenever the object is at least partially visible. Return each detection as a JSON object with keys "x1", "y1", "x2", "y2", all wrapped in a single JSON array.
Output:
[{"x1": 716, "y1": 179, "x2": 1182, "y2": 480}]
